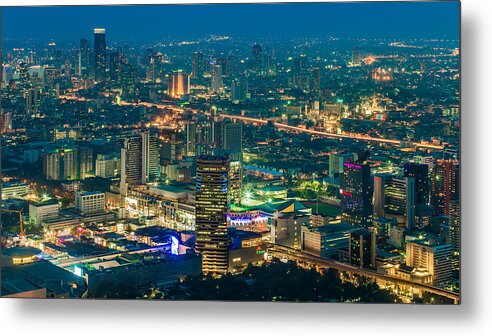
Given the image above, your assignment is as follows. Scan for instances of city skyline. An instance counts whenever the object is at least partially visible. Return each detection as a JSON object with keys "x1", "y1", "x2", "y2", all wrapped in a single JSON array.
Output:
[{"x1": 1, "y1": 2, "x2": 460, "y2": 304}]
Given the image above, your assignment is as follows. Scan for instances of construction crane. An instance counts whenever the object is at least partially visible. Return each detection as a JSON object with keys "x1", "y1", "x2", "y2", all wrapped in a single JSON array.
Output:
[{"x1": 0, "y1": 208, "x2": 26, "y2": 245}]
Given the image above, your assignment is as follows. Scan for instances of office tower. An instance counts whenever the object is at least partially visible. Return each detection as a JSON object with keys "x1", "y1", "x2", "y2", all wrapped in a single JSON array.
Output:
[
  {"x1": 231, "y1": 77, "x2": 248, "y2": 102},
  {"x1": 24, "y1": 88, "x2": 41, "y2": 119},
  {"x1": 349, "y1": 229, "x2": 376, "y2": 269},
  {"x1": 108, "y1": 51, "x2": 122, "y2": 82},
  {"x1": 431, "y1": 159, "x2": 460, "y2": 216},
  {"x1": 221, "y1": 122, "x2": 242, "y2": 155},
  {"x1": 292, "y1": 55, "x2": 308, "y2": 89},
  {"x1": 262, "y1": 52, "x2": 272, "y2": 74},
  {"x1": 120, "y1": 62, "x2": 136, "y2": 98},
  {"x1": 77, "y1": 146, "x2": 93, "y2": 180},
  {"x1": 195, "y1": 155, "x2": 231, "y2": 276},
  {"x1": 328, "y1": 152, "x2": 357, "y2": 178},
  {"x1": 251, "y1": 44, "x2": 263, "y2": 73},
  {"x1": 404, "y1": 162, "x2": 430, "y2": 207},
  {"x1": 406, "y1": 241, "x2": 452, "y2": 286},
  {"x1": 168, "y1": 71, "x2": 190, "y2": 97},
  {"x1": 64, "y1": 59, "x2": 71, "y2": 77},
  {"x1": 145, "y1": 52, "x2": 163, "y2": 82},
  {"x1": 218, "y1": 57, "x2": 231, "y2": 77},
  {"x1": 449, "y1": 199, "x2": 460, "y2": 269},
  {"x1": 404, "y1": 162, "x2": 431, "y2": 228},
  {"x1": 228, "y1": 55, "x2": 238, "y2": 77},
  {"x1": 94, "y1": 28, "x2": 106, "y2": 82},
  {"x1": 340, "y1": 162, "x2": 373, "y2": 228},
  {"x1": 311, "y1": 67, "x2": 321, "y2": 93},
  {"x1": 184, "y1": 123, "x2": 197, "y2": 157},
  {"x1": 191, "y1": 51, "x2": 204, "y2": 78},
  {"x1": 384, "y1": 176, "x2": 416, "y2": 230},
  {"x1": 210, "y1": 63, "x2": 223, "y2": 92},
  {"x1": 228, "y1": 160, "x2": 242, "y2": 205},
  {"x1": 373, "y1": 174, "x2": 390, "y2": 218},
  {"x1": 78, "y1": 38, "x2": 91, "y2": 76},
  {"x1": 75, "y1": 191, "x2": 105, "y2": 215},
  {"x1": 142, "y1": 131, "x2": 160, "y2": 183}
]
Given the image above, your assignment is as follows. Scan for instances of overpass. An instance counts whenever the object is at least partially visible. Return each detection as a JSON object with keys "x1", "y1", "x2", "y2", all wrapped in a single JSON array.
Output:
[
  {"x1": 220, "y1": 114, "x2": 445, "y2": 150},
  {"x1": 267, "y1": 244, "x2": 459, "y2": 304}
]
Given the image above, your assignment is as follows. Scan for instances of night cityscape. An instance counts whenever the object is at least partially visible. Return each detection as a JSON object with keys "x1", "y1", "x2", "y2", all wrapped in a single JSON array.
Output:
[{"x1": 0, "y1": 2, "x2": 460, "y2": 304}]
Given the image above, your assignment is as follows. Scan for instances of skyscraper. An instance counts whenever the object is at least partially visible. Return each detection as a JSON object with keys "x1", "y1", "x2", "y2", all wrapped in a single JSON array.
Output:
[
  {"x1": 384, "y1": 176, "x2": 416, "y2": 230},
  {"x1": 349, "y1": 229, "x2": 376, "y2": 269},
  {"x1": 108, "y1": 51, "x2": 122, "y2": 82},
  {"x1": 195, "y1": 155, "x2": 231, "y2": 276},
  {"x1": 142, "y1": 131, "x2": 160, "y2": 183},
  {"x1": 449, "y1": 199, "x2": 460, "y2": 270},
  {"x1": 251, "y1": 44, "x2": 263, "y2": 73},
  {"x1": 120, "y1": 131, "x2": 160, "y2": 195},
  {"x1": 191, "y1": 51, "x2": 204, "y2": 78},
  {"x1": 94, "y1": 28, "x2": 106, "y2": 82},
  {"x1": 231, "y1": 77, "x2": 248, "y2": 102},
  {"x1": 210, "y1": 63, "x2": 223, "y2": 93},
  {"x1": 78, "y1": 38, "x2": 91, "y2": 77},
  {"x1": 221, "y1": 122, "x2": 242, "y2": 155},
  {"x1": 431, "y1": 159, "x2": 460, "y2": 216},
  {"x1": 311, "y1": 67, "x2": 321, "y2": 93},
  {"x1": 168, "y1": 71, "x2": 190, "y2": 97},
  {"x1": 340, "y1": 162, "x2": 373, "y2": 227}
]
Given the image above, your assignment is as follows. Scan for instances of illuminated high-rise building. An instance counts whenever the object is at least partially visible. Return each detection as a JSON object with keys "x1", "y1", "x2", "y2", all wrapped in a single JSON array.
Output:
[
  {"x1": 78, "y1": 38, "x2": 91, "y2": 77},
  {"x1": 349, "y1": 229, "x2": 376, "y2": 269},
  {"x1": 340, "y1": 162, "x2": 373, "y2": 228},
  {"x1": 120, "y1": 62, "x2": 136, "y2": 98},
  {"x1": 195, "y1": 155, "x2": 231, "y2": 276},
  {"x1": 191, "y1": 51, "x2": 204, "y2": 78},
  {"x1": 221, "y1": 122, "x2": 242, "y2": 155},
  {"x1": 228, "y1": 160, "x2": 242, "y2": 205},
  {"x1": 431, "y1": 159, "x2": 460, "y2": 216},
  {"x1": 24, "y1": 88, "x2": 41, "y2": 119},
  {"x1": 210, "y1": 63, "x2": 223, "y2": 92},
  {"x1": 93, "y1": 28, "x2": 106, "y2": 82},
  {"x1": 231, "y1": 77, "x2": 248, "y2": 102},
  {"x1": 108, "y1": 51, "x2": 122, "y2": 82},
  {"x1": 120, "y1": 131, "x2": 160, "y2": 195},
  {"x1": 406, "y1": 240, "x2": 452, "y2": 287},
  {"x1": 168, "y1": 71, "x2": 190, "y2": 97},
  {"x1": 449, "y1": 199, "x2": 460, "y2": 270},
  {"x1": 251, "y1": 44, "x2": 263, "y2": 73},
  {"x1": 311, "y1": 67, "x2": 321, "y2": 93},
  {"x1": 384, "y1": 176, "x2": 416, "y2": 230},
  {"x1": 404, "y1": 162, "x2": 431, "y2": 228}
]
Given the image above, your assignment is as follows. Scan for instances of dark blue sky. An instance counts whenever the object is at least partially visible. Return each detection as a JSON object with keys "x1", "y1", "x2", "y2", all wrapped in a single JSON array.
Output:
[{"x1": 2, "y1": 2, "x2": 460, "y2": 43}]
